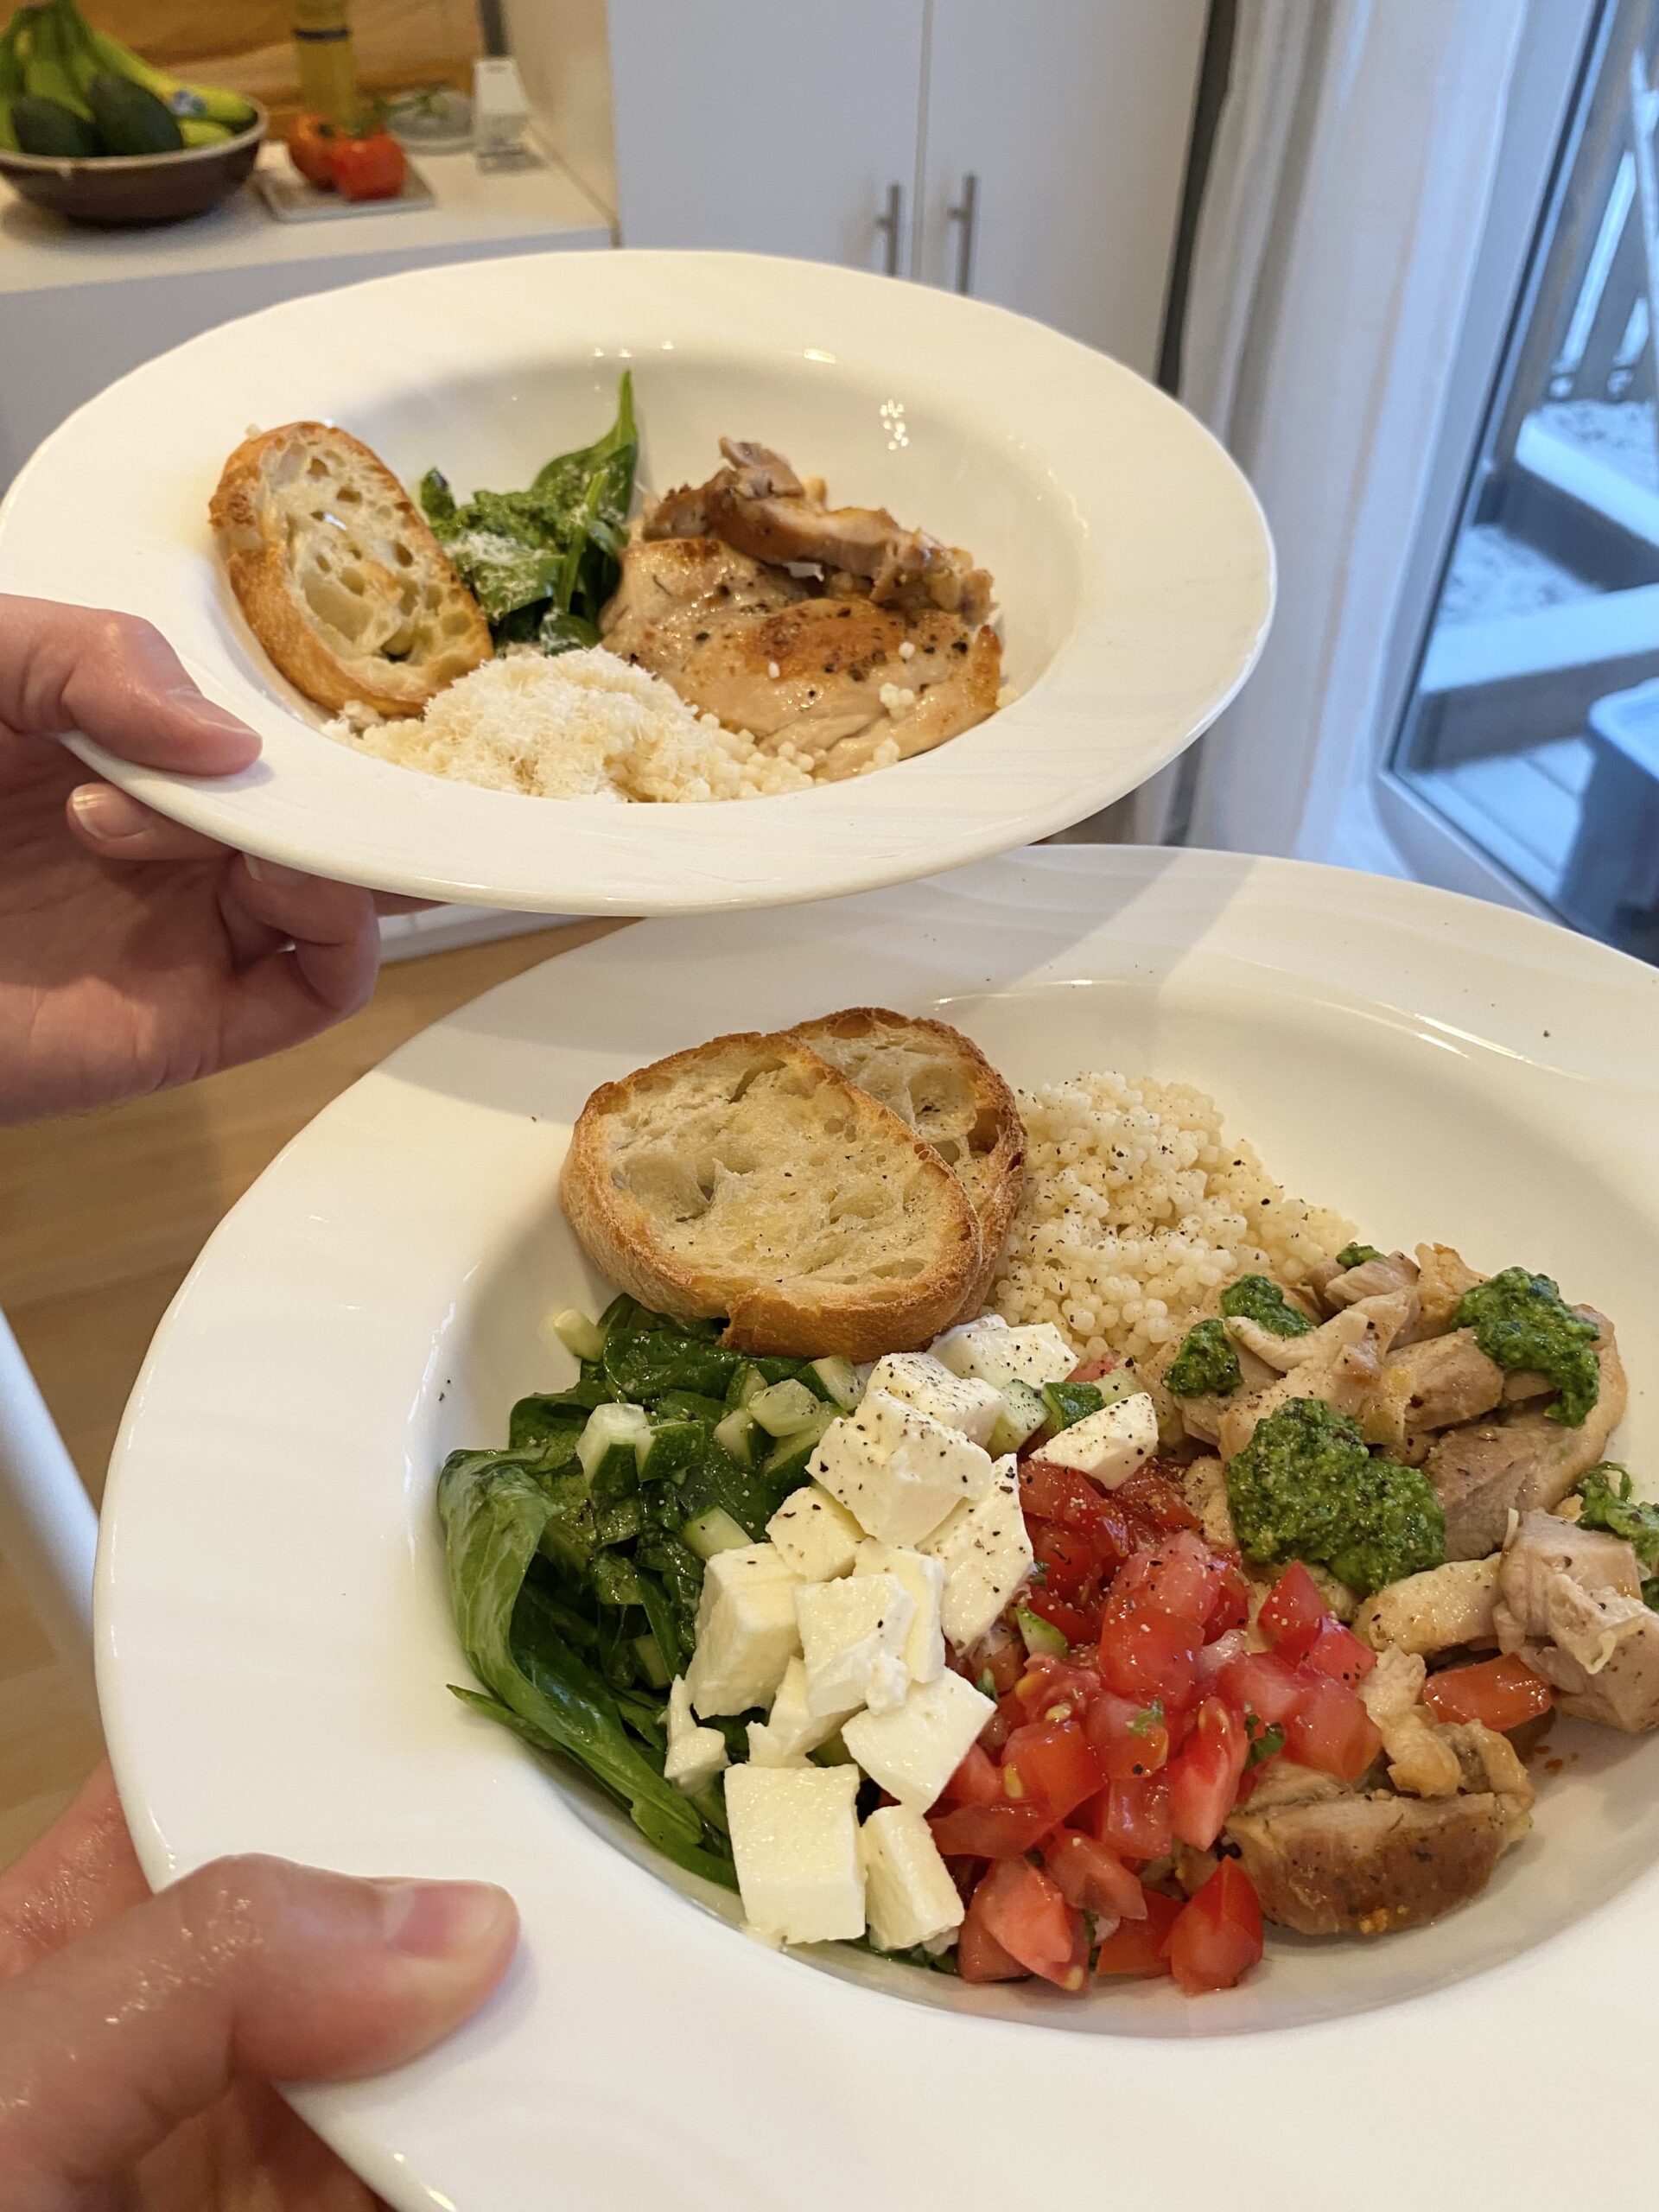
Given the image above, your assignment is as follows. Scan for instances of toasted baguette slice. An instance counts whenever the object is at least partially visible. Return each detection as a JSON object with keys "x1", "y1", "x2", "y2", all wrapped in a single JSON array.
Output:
[
  {"x1": 784, "y1": 1007, "x2": 1024, "y2": 1319},
  {"x1": 562, "y1": 1032, "x2": 982, "y2": 1359},
  {"x1": 210, "y1": 422, "x2": 493, "y2": 717}
]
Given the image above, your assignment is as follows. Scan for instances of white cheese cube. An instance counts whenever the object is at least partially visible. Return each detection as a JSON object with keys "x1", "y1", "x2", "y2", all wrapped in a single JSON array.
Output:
[
  {"x1": 746, "y1": 1656, "x2": 854, "y2": 1766},
  {"x1": 725, "y1": 1764, "x2": 865, "y2": 1945},
  {"x1": 766, "y1": 1483, "x2": 863, "y2": 1582},
  {"x1": 931, "y1": 1316, "x2": 1078, "y2": 1391},
  {"x1": 684, "y1": 1543, "x2": 802, "y2": 1718},
  {"x1": 842, "y1": 1669, "x2": 995, "y2": 1810},
  {"x1": 810, "y1": 1389, "x2": 995, "y2": 1548},
  {"x1": 866, "y1": 1351, "x2": 1004, "y2": 1449},
  {"x1": 860, "y1": 1804, "x2": 965, "y2": 1951},
  {"x1": 919, "y1": 1453, "x2": 1034, "y2": 1650},
  {"x1": 664, "y1": 1675, "x2": 728, "y2": 1792},
  {"x1": 796, "y1": 1573, "x2": 915, "y2": 1718},
  {"x1": 1041, "y1": 1393, "x2": 1159, "y2": 1489},
  {"x1": 854, "y1": 1541, "x2": 944, "y2": 1683}
]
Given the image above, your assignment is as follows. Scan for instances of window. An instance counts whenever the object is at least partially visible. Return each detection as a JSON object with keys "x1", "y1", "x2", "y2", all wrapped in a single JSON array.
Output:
[{"x1": 1390, "y1": 0, "x2": 1659, "y2": 962}]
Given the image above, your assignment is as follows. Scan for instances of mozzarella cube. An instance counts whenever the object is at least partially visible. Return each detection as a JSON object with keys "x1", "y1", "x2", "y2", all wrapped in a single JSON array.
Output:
[
  {"x1": 766, "y1": 1483, "x2": 863, "y2": 1582},
  {"x1": 796, "y1": 1573, "x2": 914, "y2": 1718},
  {"x1": 866, "y1": 1352, "x2": 1004, "y2": 1449},
  {"x1": 841, "y1": 1668, "x2": 995, "y2": 1810},
  {"x1": 860, "y1": 1804, "x2": 965, "y2": 1951},
  {"x1": 931, "y1": 1316, "x2": 1078, "y2": 1391},
  {"x1": 684, "y1": 1543, "x2": 802, "y2": 1718},
  {"x1": 854, "y1": 1541, "x2": 944, "y2": 1684},
  {"x1": 810, "y1": 1390, "x2": 995, "y2": 1548},
  {"x1": 746, "y1": 1656, "x2": 854, "y2": 1766},
  {"x1": 664, "y1": 1675, "x2": 728, "y2": 1792},
  {"x1": 725, "y1": 1764, "x2": 865, "y2": 1945},
  {"x1": 919, "y1": 1453, "x2": 1034, "y2": 1650},
  {"x1": 1041, "y1": 1393, "x2": 1159, "y2": 1489}
]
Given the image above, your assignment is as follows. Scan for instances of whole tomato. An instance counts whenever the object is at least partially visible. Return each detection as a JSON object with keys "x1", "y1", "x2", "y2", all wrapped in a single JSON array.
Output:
[
  {"x1": 330, "y1": 128, "x2": 408, "y2": 201},
  {"x1": 287, "y1": 111, "x2": 337, "y2": 188}
]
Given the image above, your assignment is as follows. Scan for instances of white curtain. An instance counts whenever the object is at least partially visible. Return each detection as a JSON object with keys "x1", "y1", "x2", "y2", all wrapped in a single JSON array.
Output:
[{"x1": 1132, "y1": 0, "x2": 1530, "y2": 857}]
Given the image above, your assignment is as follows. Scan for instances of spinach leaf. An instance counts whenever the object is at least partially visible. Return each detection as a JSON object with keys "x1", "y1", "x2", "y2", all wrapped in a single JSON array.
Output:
[{"x1": 603, "y1": 1318, "x2": 742, "y2": 1403}]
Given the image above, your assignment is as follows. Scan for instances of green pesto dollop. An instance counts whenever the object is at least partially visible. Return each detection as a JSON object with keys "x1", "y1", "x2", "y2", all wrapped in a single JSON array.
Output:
[
  {"x1": 1335, "y1": 1242, "x2": 1383, "y2": 1270},
  {"x1": 1455, "y1": 1267, "x2": 1600, "y2": 1427},
  {"x1": 1218, "y1": 1273, "x2": 1314, "y2": 1338},
  {"x1": 1166, "y1": 1317, "x2": 1243, "y2": 1400},
  {"x1": 1576, "y1": 1465, "x2": 1659, "y2": 1606},
  {"x1": 1225, "y1": 1396, "x2": 1445, "y2": 1598}
]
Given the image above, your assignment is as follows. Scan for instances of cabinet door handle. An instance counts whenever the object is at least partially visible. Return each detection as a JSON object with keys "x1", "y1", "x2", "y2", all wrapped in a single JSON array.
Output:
[
  {"x1": 874, "y1": 180, "x2": 905, "y2": 276},
  {"x1": 947, "y1": 172, "x2": 979, "y2": 296}
]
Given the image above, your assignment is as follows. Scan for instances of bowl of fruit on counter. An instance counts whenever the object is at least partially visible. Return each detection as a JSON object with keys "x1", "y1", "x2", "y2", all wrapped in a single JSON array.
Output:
[{"x1": 0, "y1": 0, "x2": 264, "y2": 228}]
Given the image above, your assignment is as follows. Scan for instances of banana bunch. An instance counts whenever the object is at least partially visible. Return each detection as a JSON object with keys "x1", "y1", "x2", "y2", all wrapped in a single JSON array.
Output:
[{"x1": 2, "y1": 0, "x2": 257, "y2": 158}]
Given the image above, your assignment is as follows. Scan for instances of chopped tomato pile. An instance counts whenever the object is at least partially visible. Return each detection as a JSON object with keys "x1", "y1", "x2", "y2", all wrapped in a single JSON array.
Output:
[{"x1": 931, "y1": 1400, "x2": 1391, "y2": 1996}]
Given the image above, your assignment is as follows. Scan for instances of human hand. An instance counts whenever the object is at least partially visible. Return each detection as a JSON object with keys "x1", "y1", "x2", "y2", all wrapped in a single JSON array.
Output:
[
  {"x1": 0, "y1": 1763, "x2": 517, "y2": 2209},
  {"x1": 0, "y1": 594, "x2": 384, "y2": 1126}
]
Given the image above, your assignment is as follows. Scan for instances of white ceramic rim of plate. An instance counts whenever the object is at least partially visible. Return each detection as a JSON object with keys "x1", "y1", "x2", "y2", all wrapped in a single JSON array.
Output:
[{"x1": 0, "y1": 250, "x2": 1274, "y2": 914}]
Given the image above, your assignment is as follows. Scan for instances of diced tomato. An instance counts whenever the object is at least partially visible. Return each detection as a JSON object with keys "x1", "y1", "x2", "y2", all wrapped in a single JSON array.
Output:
[
  {"x1": 1002, "y1": 1719, "x2": 1107, "y2": 1823},
  {"x1": 1006, "y1": 1655, "x2": 1101, "y2": 1726},
  {"x1": 1112, "y1": 1530, "x2": 1218, "y2": 1624},
  {"x1": 1167, "y1": 1697, "x2": 1249, "y2": 1851},
  {"x1": 1114, "y1": 1462, "x2": 1201, "y2": 1532},
  {"x1": 939, "y1": 1741, "x2": 1002, "y2": 1808},
  {"x1": 930, "y1": 1800, "x2": 1056, "y2": 1859},
  {"x1": 1256, "y1": 1561, "x2": 1329, "y2": 1662},
  {"x1": 975, "y1": 1626, "x2": 1029, "y2": 1699},
  {"x1": 1083, "y1": 1688, "x2": 1172, "y2": 1778},
  {"x1": 958, "y1": 1881, "x2": 1028, "y2": 1982},
  {"x1": 1044, "y1": 1829, "x2": 1147, "y2": 1921},
  {"x1": 1029, "y1": 1520, "x2": 1099, "y2": 1603},
  {"x1": 1284, "y1": 1674, "x2": 1382, "y2": 1783},
  {"x1": 1020, "y1": 1458, "x2": 1109, "y2": 1526},
  {"x1": 328, "y1": 127, "x2": 408, "y2": 201},
  {"x1": 1165, "y1": 1860, "x2": 1263, "y2": 1994},
  {"x1": 1198, "y1": 1626, "x2": 1249, "y2": 1682},
  {"x1": 1217, "y1": 1649, "x2": 1310, "y2": 1727},
  {"x1": 1097, "y1": 1768, "x2": 1173, "y2": 1860},
  {"x1": 972, "y1": 1859, "x2": 1087, "y2": 1988},
  {"x1": 1022, "y1": 1587, "x2": 1099, "y2": 1647},
  {"x1": 1300, "y1": 1618, "x2": 1377, "y2": 1688},
  {"x1": 1206, "y1": 1556, "x2": 1255, "y2": 1636},
  {"x1": 1094, "y1": 1885, "x2": 1182, "y2": 1976},
  {"x1": 1067, "y1": 1355, "x2": 1119, "y2": 1384},
  {"x1": 1097, "y1": 1587, "x2": 1201, "y2": 1708},
  {"x1": 1422, "y1": 1654, "x2": 1554, "y2": 1732}
]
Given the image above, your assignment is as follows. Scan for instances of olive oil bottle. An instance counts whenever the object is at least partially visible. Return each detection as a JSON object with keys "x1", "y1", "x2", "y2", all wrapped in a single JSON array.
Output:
[{"x1": 291, "y1": 0, "x2": 359, "y2": 126}]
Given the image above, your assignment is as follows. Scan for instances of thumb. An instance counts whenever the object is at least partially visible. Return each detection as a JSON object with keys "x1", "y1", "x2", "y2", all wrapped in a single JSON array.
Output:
[
  {"x1": 0, "y1": 1853, "x2": 517, "y2": 2201},
  {"x1": 0, "y1": 592, "x2": 258, "y2": 772}
]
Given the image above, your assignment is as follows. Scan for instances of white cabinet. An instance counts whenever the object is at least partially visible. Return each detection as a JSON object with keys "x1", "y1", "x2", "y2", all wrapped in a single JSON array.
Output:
[{"x1": 558, "y1": 0, "x2": 1207, "y2": 373}]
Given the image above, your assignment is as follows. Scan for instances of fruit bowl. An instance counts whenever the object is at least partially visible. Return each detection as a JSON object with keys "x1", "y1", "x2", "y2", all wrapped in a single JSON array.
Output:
[{"x1": 0, "y1": 99, "x2": 264, "y2": 226}]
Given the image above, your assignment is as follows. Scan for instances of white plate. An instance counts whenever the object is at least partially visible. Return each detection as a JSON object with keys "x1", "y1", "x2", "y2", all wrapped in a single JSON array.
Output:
[
  {"x1": 0, "y1": 251, "x2": 1271, "y2": 916},
  {"x1": 98, "y1": 848, "x2": 1659, "y2": 2209}
]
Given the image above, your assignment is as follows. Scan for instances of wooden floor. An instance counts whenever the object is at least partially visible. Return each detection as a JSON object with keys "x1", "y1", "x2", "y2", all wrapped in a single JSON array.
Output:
[{"x1": 0, "y1": 919, "x2": 621, "y2": 1869}]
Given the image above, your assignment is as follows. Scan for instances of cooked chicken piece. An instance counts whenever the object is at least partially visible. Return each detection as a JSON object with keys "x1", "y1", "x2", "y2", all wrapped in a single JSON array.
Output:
[
  {"x1": 644, "y1": 438, "x2": 994, "y2": 620},
  {"x1": 1225, "y1": 1783, "x2": 1529, "y2": 1936},
  {"x1": 1426, "y1": 1318, "x2": 1627, "y2": 1560},
  {"x1": 1216, "y1": 1295, "x2": 1411, "y2": 1461},
  {"x1": 1359, "y1": 1330, "x2": 1505, "y2": 1454},
  {"x1": 1493, "y1": 1509, "x2": 1659, "y2": 1729},
  {"x1": 1311, "y1": 1251, "x2": 1427, "y2": 1338},
  {"x1": 1440, "y1": 1719, "x2": 1534, "y2": 1808},
  {"x1": 1236, "y1": 1760, "x2": 1353, "y2": 1815},
  {"x1": 601, "y1": 537, "x2": 1001, "y2": 778},
  {"x1": 1359, "y1": 1647, "x2": 1461, "y2": 1797},
  {"x1": 1501, "y1": 1370, "x2": 1556, "y2": 1403},
  {"x1": 1414, "y1": 1243, "x2": 1485, "y2": 1336},
  {"x1": 1141, "y1": 1287, "x2": 1275, "y2": 1447},
  {"x1": 1355, "y1": 1558, "x2": 1500, "y2": 1656},
  {"x1": 1180, "y1": 1455, "x2": 1237, "y2": 1552},
  {"x1": 1224, "y1": 1313, "x2": 1338, "y2": 1373}
]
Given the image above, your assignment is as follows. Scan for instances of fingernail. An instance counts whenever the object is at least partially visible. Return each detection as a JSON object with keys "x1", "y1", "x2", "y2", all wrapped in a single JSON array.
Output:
[
  {"x1": 244, "y1": 855, "x2": 310, "y2": 888},
  {"x1": 68, "y1": 784, "x2": 153, "y2": 842},
  {"x1": 172, "y1": 690, "x2": 256, "y2": 743},
  {"x1": 374, "y1": 1878, "x2": 515, "y2": 1960}
]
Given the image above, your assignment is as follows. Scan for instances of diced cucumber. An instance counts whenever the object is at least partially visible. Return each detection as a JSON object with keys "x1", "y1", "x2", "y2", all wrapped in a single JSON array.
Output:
[
  {"x1": 760, "y1": 1405, "x2": 835, "y2": 1484},
  {"x1": 682, "y1": 1505, "x2": 753, "y2": 1560},
  {"x1": 731, "y1": 1364, "x2": 771, "y2": 1411},
  {"x1": 1095, "y1": 1368, "x2": 1145, "y2": 1408},
  {"x1": 639, "y1": 1420, "x2": 705, "y2": 1484},
  {"x1": 632, "y1": 1632, "x2": 672, "y2": 1688},
  {"x1": 576, "y1": 1401, "x2": 651, "y2": 1479},
  {"x1": 713, "y1": 1406, "x2": 760, "y2": 1467},
  {"x1": 750, "y1": 1378, "x2": 825, "y2": 1437},
  {"x1": 549, "y1": 1306, "x2": 606, "y2": 1363},
  {"x1": 1040, "y1": 1380, "x2": 1105, "y2": 1434},
  {"x1": 988, "y1": 1378, "x2": 1047, "y2": 1457},
  {"x1": 806, "y1": 1355, "x2": 861, "y2": 1410},
  {"x1": 1015, "y1": 1605, "x2": 1069, "y2": 1657}
]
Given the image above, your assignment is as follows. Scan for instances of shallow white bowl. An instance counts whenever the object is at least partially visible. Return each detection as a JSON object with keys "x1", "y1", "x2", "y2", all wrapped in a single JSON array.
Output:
[
  {"x1": 98, "y1": 848, "x2": 1659, "y2": 2208},
  {"x1": 0, "y1": 251, "x2": 1271, "y2": 914}
]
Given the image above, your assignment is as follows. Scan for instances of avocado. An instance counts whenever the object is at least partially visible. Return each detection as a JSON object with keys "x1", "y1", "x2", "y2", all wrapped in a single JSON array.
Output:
[
  {"x1": 10, "y1": 92, "x2": 103, "y2": 158},
  {"x1": 86, "y1": 72, "x2": 183, "y2": 156}
]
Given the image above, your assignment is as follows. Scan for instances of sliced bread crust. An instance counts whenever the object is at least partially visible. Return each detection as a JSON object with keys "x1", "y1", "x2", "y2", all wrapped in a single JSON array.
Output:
[
  {"x1": 561, "y1": 1030, "x2": 982, "y2": 1359},
  {"x1": 210, "y1": 421, "x2": 493, "y2": 717},
  {"x1": 784, "y1": 1007, "x2": 1024, "y2": 1318}
]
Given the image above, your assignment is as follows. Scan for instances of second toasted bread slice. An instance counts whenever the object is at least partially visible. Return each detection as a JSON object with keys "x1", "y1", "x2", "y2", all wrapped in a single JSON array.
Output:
[
  {"x1": 784, "y1": 1007, "x2": 1024, "y2": 1318},
  {"x1": 561, "y1": 1031, "x2": 982, "y2": 1359},
  {"x1": 210, "y1": 421, "x2": 493, "y2": 718}
]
